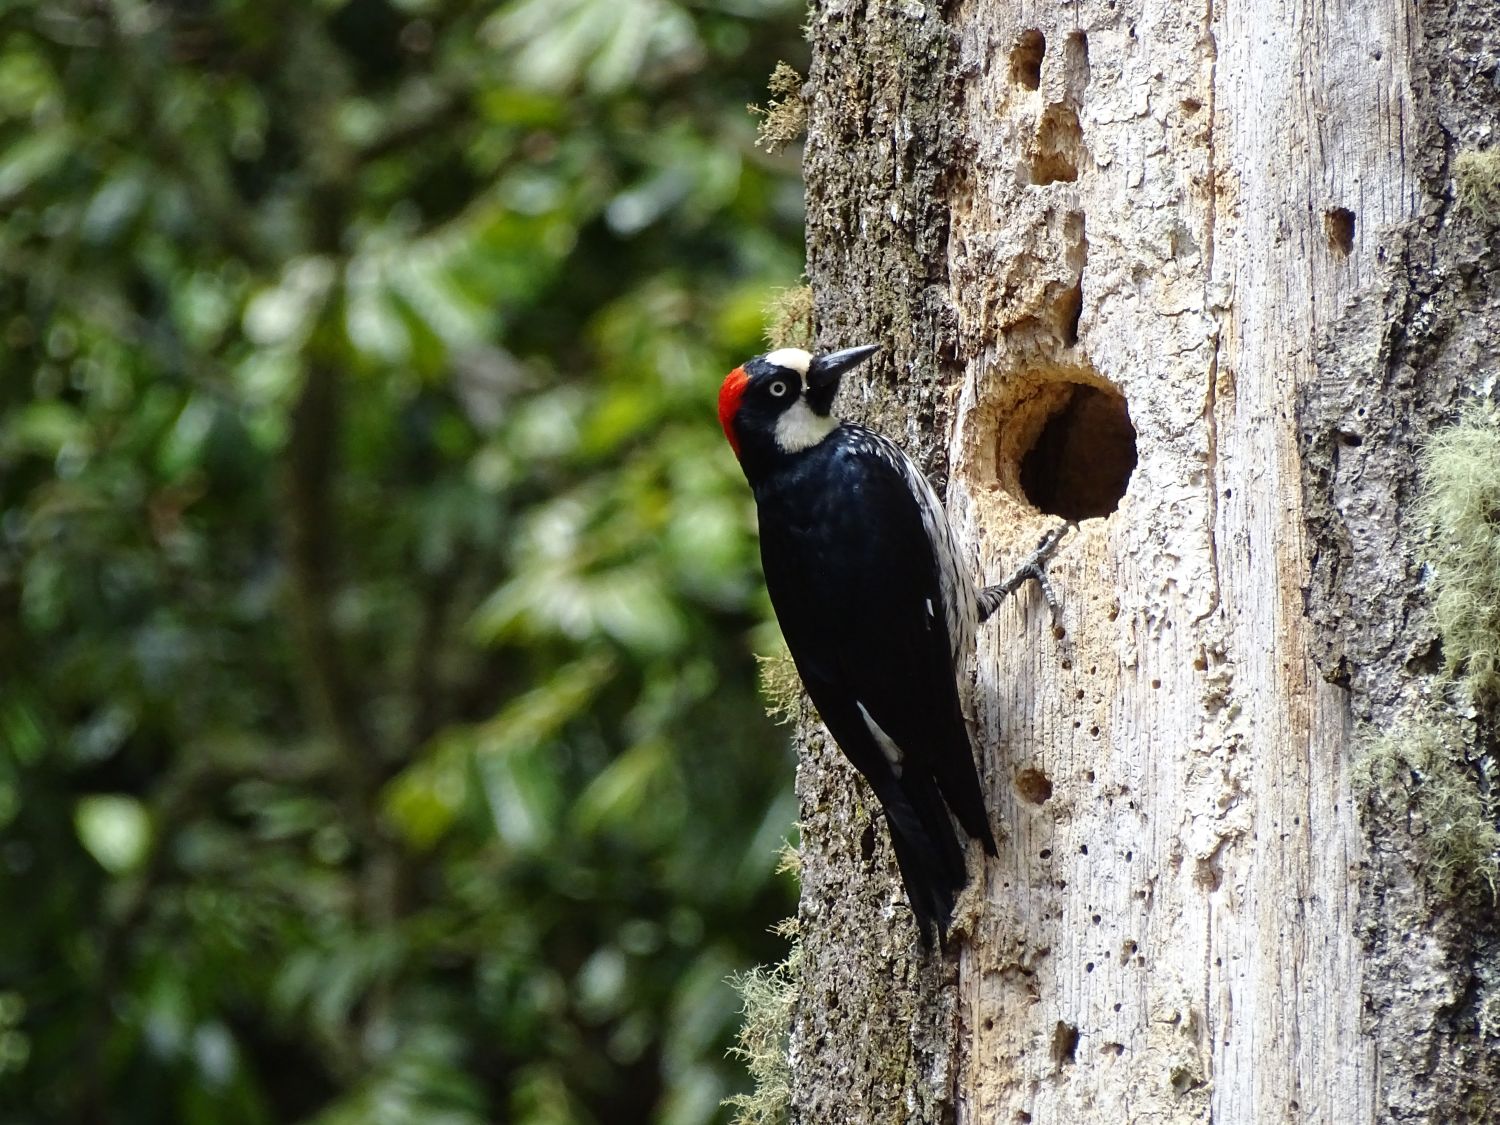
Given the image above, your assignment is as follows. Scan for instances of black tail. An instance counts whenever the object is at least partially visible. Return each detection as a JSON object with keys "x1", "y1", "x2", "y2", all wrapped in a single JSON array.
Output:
[{"x1": 875, "y1": 775, "x2": 972, "y2": 944}]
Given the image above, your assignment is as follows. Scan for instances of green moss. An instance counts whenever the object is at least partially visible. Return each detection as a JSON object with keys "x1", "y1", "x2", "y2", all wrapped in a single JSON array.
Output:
[
  {"x1": 755, "y1": 642, "x2": 803, "y2": 725},
  {"x1": 1454, "y1": 149, "x2": 1500, "y2": 220},
  {"x1": 775, "y1": 837, "x2": 802, "y2": 879},
  {"x1": 763, "y1": 284, "x2": 814, "y2": 351},
  {"x1": 749, "y1": 63, "x2": 807, "y2": 155},
  {"x1": 724, "y1": 924, "x2": 802, "y2": 1125},
  {"x1": 1353, "y1": 721, "x2": 1499, "y2": 906},
  {"x1": 1418, "y1": 403, "x2": 1500, "y2": 705}
]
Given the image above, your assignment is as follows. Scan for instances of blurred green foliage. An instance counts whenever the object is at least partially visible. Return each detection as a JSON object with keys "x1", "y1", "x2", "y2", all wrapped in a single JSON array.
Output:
[{"x1": 0, "y1": 1, "x2": 806, "y2": 1121}]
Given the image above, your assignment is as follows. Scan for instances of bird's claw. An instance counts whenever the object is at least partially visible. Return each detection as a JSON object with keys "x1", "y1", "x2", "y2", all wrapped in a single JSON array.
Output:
[{"x1": 977, "y1": 521, "x2": 1075, "y2": 624}]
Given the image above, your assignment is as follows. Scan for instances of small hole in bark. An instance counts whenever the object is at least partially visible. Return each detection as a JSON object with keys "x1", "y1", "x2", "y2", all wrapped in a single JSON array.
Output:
[
  {"x1": 1195, "y1": 855, "x2": 1223, "y2": 891},
  {"x1": 1011, "y1": 30, "x2": 1044, "y2": 89},
  {"x1": 1015, "y1": 767, "x2": 1053, "y2": 804},
  {"x1": 1027, "y1": 104, "x2": 1083, "y2": 185},
  {"x1": 1181, "y1": 97, "x2": 1203, "y2": 113},
  {"x1": 1080, "y1": 844, "x2": 1089, "y2": 856},
  {"x1": 1171, "y1": 1066, "x2": 1203, "y2": 1094},
  {"x1": 860, "y1": 824, "x2": 876, "y2": 862},
  {"x1": 1086, "y1": 961, "x2": 1095, "y2": 973},
  {"x1": 1059, "y1": 281, "x2": 1083, "y2": 345},
  {"x1": 1052, "y1": 1021, "x2": 1080, "y2": 1066},
  {"x1": 1337, "y1": 430, "x2": 1363, "y2": 447},
  {"x1": 1039, "y1": 848, "x2": 1052, "y2": 860},
  {"x1": 1064, "y1": 32, "x2": 1090, "y2": 93},
  {"x1": 1104, "y1": 1041, "x2": 1125, "y2": 1056},
  {"x1": 1014, "y1": 381, "x2": 1136, "y2": 520},
  {"x1": 1325, "y1": 207, "x2": 1355, "y2": 255}
]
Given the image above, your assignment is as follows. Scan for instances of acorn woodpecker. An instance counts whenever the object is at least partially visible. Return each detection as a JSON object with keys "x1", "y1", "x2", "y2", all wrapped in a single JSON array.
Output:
[{"x1": 719, "y1": 344, "x2": 1065, "y2": 941}]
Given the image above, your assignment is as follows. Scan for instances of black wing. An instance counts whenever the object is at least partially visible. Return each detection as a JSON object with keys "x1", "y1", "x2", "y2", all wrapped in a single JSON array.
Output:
[{"x1": 758, "y1": 438, "x2": 995, "y2": 935}]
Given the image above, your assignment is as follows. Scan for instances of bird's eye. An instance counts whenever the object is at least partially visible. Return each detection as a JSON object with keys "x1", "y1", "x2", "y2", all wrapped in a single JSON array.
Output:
[{"x1": 769, "y1": 380, "x2": 789, "y2": 397}]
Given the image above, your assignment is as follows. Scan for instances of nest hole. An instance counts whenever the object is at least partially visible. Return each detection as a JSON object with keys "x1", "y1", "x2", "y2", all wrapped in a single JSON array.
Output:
[
  {"x1": 1015, "y1": 767, "x2": 1054, "y2": 805},
  {"x1": 1008, "y1": 380, "x2": 1135, "y2": 519}
]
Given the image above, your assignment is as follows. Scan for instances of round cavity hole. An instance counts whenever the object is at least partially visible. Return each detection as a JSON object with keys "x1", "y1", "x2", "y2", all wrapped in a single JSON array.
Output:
[{"x1": 1002, "y1": 378, "x2": 1136, "y2": 520}]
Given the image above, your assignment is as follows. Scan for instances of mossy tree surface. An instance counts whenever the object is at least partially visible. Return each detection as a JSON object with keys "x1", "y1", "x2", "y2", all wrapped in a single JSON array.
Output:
[{"x1": 788, "y1": 0, "x2": 1500, "y2": 1122}]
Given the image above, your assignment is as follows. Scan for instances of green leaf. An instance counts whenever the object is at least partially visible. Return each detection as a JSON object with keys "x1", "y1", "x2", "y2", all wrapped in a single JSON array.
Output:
[
  {"x1": 74, "y1": 794, "x2": 152, "y2": 874},
  {"x1": 0, "y1": 130, "x2": 70, "y2": 201},
  {"x1": 5, "y1": 401, "x2": 86, "y2": 458},
  {"x1": 572, "y1": 737, "x2": 672, "y2": 834}
]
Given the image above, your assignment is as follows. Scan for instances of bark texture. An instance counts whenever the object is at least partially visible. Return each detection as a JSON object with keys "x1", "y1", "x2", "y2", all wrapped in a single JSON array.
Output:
[{"x1": 791, "y1": 0, "x2": 1500, "y2": 1122}]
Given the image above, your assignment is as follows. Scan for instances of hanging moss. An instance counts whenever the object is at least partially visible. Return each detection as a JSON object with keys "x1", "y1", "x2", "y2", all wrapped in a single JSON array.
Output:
[
  {"x1": 764, "y1": 285, "x2": 815, "y2": 351},
  {"x1": 1354, "y1": 405, "x2": 1500, "y2": 909},
  {"x1": 1353, "y1": 720, "x2": 1499, "y2": 906},
  {"x1": 1417, "y1": 403, "x2": 1500, "y2": 706},
  {"x1": 724, "y1": 918, "x2": 802, "y2": 1125},
  {"x1": 756, "y1": 643, "x2": 804, "y2": 726},
  {"x1": 1454, "y1": 149, "x2": 1500, "y2": 222},
  {"x1": 749, "y1": 63, "x2": 808, "y2": 155}
]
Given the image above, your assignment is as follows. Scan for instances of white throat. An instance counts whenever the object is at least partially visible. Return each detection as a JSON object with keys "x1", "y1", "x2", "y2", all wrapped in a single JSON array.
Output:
[{"x1": 774, "y1": 398, "x2": 839, "y2": 453}]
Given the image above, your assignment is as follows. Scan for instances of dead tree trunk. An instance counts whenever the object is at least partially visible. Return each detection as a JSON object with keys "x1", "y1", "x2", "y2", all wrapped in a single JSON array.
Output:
[{"x1": 789, "y1": 0, "x2": 1500, "y2": 1122}]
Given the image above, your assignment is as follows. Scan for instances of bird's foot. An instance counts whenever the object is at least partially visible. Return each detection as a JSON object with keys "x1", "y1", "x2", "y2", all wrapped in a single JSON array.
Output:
[{"x1": 977, "y1": 522, "x2": 1074, "y2": 626}]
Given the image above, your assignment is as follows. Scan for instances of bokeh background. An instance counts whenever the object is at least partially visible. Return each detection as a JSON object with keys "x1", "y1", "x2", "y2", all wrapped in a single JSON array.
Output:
[{"x1": 0, "y1": 1, "x2": 807, "y2": 1121}]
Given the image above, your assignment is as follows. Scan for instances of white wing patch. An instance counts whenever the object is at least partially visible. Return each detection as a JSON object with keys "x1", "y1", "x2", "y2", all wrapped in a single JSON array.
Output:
[
  {"x1": 857, "y1": 701, "x2": 904, "y2": 777},
  {"x1": 774, "y1": 398, "x2": 839, "y2": 452},
  {"x1": 846, "y1": 426, "x2": 978, "y2": 668}
]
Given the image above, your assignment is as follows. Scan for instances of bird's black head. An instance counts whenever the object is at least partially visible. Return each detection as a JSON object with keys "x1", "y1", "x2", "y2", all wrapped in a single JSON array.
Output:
[{"x1": 718, "y1": 344, "x2": 879, "y2": 471}]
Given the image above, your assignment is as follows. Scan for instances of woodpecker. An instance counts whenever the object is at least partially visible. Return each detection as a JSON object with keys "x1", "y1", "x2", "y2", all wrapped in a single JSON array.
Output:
[{"x1": 719, "y1": 343, "x2": 1065, "y2": 941}]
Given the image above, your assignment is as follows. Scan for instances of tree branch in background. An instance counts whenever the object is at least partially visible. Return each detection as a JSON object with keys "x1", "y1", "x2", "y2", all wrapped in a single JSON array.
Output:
[
  {"x1": 281, "y1": 358, "x2": 409, "y2": 1043},
  {"x1": 282, "y1": 362, "x2": 375, "y2": 805}
]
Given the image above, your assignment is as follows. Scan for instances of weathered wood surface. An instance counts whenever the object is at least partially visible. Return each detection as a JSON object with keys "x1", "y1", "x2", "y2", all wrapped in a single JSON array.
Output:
[{"x1": 792, "y1": 0, "x2": 1500, "y2": 1121}]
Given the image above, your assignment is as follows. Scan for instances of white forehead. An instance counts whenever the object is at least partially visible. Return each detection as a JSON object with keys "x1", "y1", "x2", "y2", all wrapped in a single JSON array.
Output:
[{"x1": 764, "y1": 348, "x2": 812, "y2": 380}]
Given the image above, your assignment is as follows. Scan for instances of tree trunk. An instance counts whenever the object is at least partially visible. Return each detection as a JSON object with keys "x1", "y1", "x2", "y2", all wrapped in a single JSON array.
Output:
[{"x1": 790, "y1": 0, "x2": 1500, "y2": 1122}]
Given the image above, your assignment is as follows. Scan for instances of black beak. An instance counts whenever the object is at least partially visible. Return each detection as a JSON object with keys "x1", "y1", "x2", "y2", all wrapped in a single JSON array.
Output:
[{"x1": 806, "y1": 344, "x2": 880, "y2": 390}]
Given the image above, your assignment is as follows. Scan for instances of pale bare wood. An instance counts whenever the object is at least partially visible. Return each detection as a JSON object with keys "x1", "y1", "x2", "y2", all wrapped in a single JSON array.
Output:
[{"x1": 790, "y1": 0, "x2": 1499, "y2": 1121}]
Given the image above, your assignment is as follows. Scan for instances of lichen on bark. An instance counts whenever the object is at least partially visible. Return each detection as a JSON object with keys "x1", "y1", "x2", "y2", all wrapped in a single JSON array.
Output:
[
  {"x1": 1297, "y1": 1, "x2": 1500, "y2": 1116},
  {"x1": 790, "y1": 0, "x2": 966, "y2": 1120}
]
